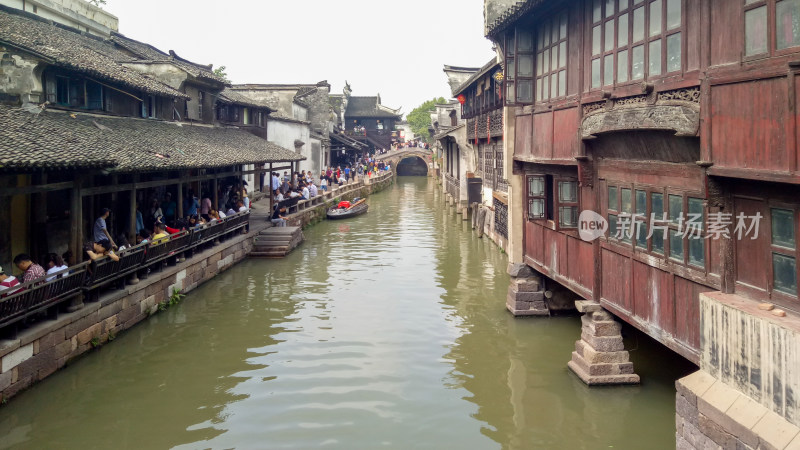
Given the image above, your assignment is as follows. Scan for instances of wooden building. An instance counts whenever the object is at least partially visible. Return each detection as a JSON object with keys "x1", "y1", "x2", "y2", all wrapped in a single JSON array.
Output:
[
  {"x1": 485, "y1": 0, "x2": 800, "y2": 445},
  {"x1": 451, "y1": 59, "x2": 509, "y2": 248},
  {"x1": 486, "y1": 0, "x2": 800, "y2": 361},
  {"x1": 344, "y1": 94, "x2": 402, "y2": 152},
  {"x1": 0, "y1": 5, "x2": 302, "y2": 275}
]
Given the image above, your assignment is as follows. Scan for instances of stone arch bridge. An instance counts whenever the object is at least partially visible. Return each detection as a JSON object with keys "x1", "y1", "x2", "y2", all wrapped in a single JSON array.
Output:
[{"x1": 375, "y1": 148, "x2": 432, "y2": 173}]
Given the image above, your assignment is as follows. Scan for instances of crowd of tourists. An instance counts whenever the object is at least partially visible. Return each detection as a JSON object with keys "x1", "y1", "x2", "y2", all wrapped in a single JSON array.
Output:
[
  {"x1": 269, "y1": 157, "x2": 391, "y2": 227},
  {"x1": 393, "y1": 140, "x2": 430, "y2": 150},
  {"x1": 0, "y1": 179, "x2": 254, "y2": 297}
]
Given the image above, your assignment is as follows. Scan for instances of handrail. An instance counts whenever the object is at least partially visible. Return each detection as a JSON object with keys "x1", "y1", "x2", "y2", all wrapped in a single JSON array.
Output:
[
  {"x1": 0, "y1": 261, "x2": 90, "y2": 330},
  {"x1": 86, "y1": 243, "x2": 147, "y2": 289},
  {"x1": 0, "y1": 210, "x2": 253, "y2": 331}
]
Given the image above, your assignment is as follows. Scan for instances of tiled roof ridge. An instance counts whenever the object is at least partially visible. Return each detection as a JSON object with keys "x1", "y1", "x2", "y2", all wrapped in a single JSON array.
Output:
[
  {"x1": 0, "y1": 9, "x2": 190, "y2": 99},
  {"x1": 0, "y1": 104, "x2": 304, "y2": 172},
  {"x1": 294, "y1": 87, "x2": 318, "y2": 99},
  {"x1": 267, "y1": 113, "x2": 310, "y2": 125},
  {"x1": 110, "y1": 32, "x2": 170, "y2": 60},
  {"x1": 110, "y1": 33, "x2": 225, "y2": 83},
  {"x1": 168, "y1": 49, "x2": 214, "y2": 72},
  {"x1": 0, "y1": 4, "x2": 102, "y2": 43},
  {"x1": 443, "y1": 65, "x2": 482, "y2": 72},
  {"x1": 486, "y1": 0, "x2": 543, "y2": 37},
  {"x1": 230, "y1": 83, "x2": 318, "y2": 90},
  {"x1": 452, "y1": 57, "x2": 501, "y2": 96}
]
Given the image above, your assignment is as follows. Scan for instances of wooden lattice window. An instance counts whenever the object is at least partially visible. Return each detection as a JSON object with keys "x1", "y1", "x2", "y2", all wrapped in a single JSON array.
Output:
[
  {"x1": 745, "y1": 0, "x2": 800, "y2": 57},
  {"x1": 590, "y1": 0, "x2": 683, "y2": 89},
  {"x1": 528, "y1": 175, "x2": 547, "y2": 220},
  {"x1": 536, "y1": 12, "x2": 568, "y2": 102},
  {"x1": 557, "y1": 179, "x2": 579, "y2": 228}
]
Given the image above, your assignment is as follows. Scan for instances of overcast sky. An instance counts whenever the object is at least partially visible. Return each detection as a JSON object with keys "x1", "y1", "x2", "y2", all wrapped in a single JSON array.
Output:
[{"x1": 103, "y1": 0, "x2": 496, "y2": 116}]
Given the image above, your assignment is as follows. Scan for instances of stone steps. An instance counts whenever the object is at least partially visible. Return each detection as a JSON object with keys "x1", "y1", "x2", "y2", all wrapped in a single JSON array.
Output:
[{"x1": 250, "y1": 226, "x2": 303, "y2": 258}]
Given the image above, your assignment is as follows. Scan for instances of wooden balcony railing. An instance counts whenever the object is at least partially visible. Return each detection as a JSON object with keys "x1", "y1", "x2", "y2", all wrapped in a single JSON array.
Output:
[{"x1": 0, "y1": 210, "x2": 251, "y2": 332}]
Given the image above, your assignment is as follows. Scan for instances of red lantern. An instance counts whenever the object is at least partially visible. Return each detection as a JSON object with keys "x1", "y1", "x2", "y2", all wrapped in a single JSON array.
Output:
[{"x1": 457, "y1": 94, "x2": 466, "y2": 104}]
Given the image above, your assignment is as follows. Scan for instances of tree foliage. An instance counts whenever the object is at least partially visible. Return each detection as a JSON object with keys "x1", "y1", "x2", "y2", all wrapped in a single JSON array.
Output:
[
  {"x1": 213, "y1": 65, "x2": 230, "y2": 83},
  {"x1": 406, "y1": 97, "x2": 446, "y2": 144}
]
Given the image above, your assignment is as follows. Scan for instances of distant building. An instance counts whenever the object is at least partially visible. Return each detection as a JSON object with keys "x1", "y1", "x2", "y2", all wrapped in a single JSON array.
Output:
[
  {"x1": 442, "y1": 65, "x2": 481, "y2": 95},
  {"x1": 394, "y1": 121, "x2": 414, "y2": 144},
  {"x1": 343, "y1": 93, "x2": 402, "y2": 152},
  {"x1": 0, "y1": 0, "x2": 118, "y2": 36},
  {"x1": 231, "y1": 83, "x2": 332, "y2": 174}
]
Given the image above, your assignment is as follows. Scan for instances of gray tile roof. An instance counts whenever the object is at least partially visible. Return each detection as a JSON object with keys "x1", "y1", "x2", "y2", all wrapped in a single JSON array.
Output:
[
  {"x1": 486, "y1": 1, "x2": 542, "y2": 37},
  {"x1": 452, "y1": 58, "x2": 502, "y2": 96},
  {"x1": 0, "y1": 8, "x2": 188, "y2": 99},
  {"x1": 0, "y1": 105, "x2": 303, "y2": 172},
  {"x1": 110, "y1": 33, "x2": 226, "y2": 84},
  {"x1": 345, "y1": 96, "x2": 401, "y2": 119},
  {"x1": 0, "y1": 105, "x2": 116, "y2": 171},
  {"x1": 218, "y1": 88, "x2": 274, "y2": 110},
  {"x1": 330, "y1": 132, "x2": 368, "y2": 150},
  {"x1": 434, "y1": 123, "x2": 465, "y2": 140}
]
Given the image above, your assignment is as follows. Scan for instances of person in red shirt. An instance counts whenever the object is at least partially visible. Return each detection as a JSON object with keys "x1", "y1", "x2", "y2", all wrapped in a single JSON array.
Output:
[
  {"x1": 0, "y1": 265, "x2": 20, "y2": 296},
  {"x1": 13, "y1": 254, "x2": 45, "y2": 284}
]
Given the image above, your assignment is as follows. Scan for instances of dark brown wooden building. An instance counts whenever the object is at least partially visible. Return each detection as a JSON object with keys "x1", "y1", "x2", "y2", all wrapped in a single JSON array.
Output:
[
  {"x1": 488, "y1": 0, "x2": 800, "y2": 364},
  {"x1": 344, "y1": 95, "x2": 402, "y2": 152},
  {"x1": 0, "y1": 6, "x2": 302, "y2": 274}
]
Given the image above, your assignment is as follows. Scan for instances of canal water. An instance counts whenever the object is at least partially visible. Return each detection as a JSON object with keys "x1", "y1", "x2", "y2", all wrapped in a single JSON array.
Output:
[{"x1": 0, "y1": 177, "x2": 694, "y2": 449}]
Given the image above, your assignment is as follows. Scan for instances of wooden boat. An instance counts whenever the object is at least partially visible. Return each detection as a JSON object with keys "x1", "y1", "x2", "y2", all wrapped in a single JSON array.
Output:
[{"x1": 327, "y1": 198, "x2": 368, "y2": 220}]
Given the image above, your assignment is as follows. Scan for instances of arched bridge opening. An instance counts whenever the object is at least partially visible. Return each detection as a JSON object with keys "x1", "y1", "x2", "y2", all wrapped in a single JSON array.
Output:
[
  {"x1": 396, "y1": 156, "x2": 428, "y2": 176},
  {"x1": 376, "y1": 148, "x2": 432, "y2": 177}
]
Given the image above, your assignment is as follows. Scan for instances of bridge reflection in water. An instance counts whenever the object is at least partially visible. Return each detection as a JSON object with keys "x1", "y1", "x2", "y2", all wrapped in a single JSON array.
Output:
[{"x1": 0, "y1": 177, "x2": 692, "y2": 449}]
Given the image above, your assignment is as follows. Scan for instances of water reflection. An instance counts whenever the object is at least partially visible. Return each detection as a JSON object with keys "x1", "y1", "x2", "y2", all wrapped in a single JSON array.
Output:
[{"x1": 0, "y1": 177, "x2": 690, "y2": 450}]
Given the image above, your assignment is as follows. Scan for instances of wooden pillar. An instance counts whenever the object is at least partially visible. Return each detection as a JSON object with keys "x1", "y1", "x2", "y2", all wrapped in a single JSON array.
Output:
[
  {"x1": 87, "y1": 175, "x2": 95, "y2": 242},
  {"x1": 109, "y1": 174, "x2": 118, "y2": 240},
  {"x1": 177, "y1": 174, "x2": 184, "y2": 219},
  {"x1": 129, "y1": 174, "x2": 138, "y2": 239},
  {"x1": 31, "y1": 172, "x2": 48, "y2": 261},
  {"x1": 68, "y1": 175, "x2": 84, "y2": 311},
  {"x1": 269, "y1": 162, "x2": 274, "y2": 213},
  {"x1": 213, "y1": 176, "x2": 219, "y2": 211},
  {"x1": 70, "y1": 175, "x2": 83, "y2": 260}
]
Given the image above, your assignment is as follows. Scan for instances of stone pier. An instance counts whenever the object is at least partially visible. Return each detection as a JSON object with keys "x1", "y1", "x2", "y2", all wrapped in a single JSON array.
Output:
[
  {"x1": 567, "y1": 300, "x2": 640, "y2": 385},
  {"x1": 506, "y1": 263, "x2": 549, "y2": 316}
]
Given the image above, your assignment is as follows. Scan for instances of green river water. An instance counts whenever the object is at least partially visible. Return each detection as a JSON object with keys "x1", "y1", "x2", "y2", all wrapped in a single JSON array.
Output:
[{"x1": 0, "y1": 177, "x2": 695, "y2": 450}]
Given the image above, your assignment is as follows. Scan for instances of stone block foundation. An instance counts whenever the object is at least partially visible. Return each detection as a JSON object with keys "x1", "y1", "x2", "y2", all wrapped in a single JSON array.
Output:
[
  {"x1": 567, "y1": 300, "x2": 640, "y2": 385},
  {"x1": 505, "y1": 267, "x2": 549, "y2": 316}
]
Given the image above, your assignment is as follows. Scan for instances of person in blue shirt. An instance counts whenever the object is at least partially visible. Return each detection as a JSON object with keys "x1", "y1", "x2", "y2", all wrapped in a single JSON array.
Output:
[
  {"x1": 185, "y1": 190, "x2": 199, "y2": 217},
  {"x1": 161, "y1": 192, "x2": 176, "y2": 221},
  {"x1": 135, "y1": 204, "x2": 144, "y2": 234}
]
